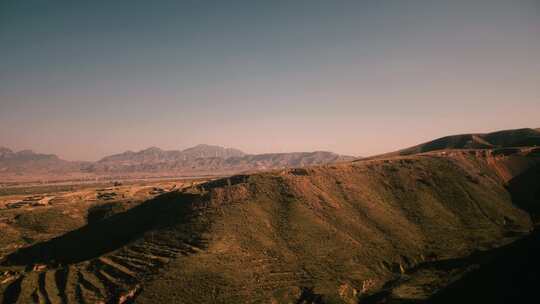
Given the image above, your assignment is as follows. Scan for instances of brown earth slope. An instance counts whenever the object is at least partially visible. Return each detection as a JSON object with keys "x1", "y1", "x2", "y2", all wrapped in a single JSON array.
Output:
[
  {"x1": 374, "y1": 128, "x2": 540, "y2": 158},
  {"x1": 1, "y1": 147, "x2": 537, "y2": 304}
]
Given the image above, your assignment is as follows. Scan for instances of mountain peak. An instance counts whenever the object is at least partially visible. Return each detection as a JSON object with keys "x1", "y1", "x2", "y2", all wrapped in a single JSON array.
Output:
[
  {"x1": 192, "y1": 144, "x2": 213, "y2": 148},
  {"x1": 183, "y1": 144, "x2": 229, "y2": 150},
  {"x1": 16, "y1": 149, "x2": 36, "y2": 155},
  {"x1": 140, "y1": 146, "x2": 164, "y2": 153},
  {"x1": 181, "y1": 144, "x2": 245, "y2": 159},
  {"x1": 0, "y1": 148, "x2": 61, "y2": 164},
  {"x1": 0, "y1": 147, "x2": 14, "y2": 159}
]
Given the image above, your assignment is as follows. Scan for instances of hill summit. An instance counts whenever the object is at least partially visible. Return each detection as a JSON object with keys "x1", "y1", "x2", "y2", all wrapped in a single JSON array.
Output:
[{"x1": 383, "y1": 128, "x2": 540, "y2": 157}]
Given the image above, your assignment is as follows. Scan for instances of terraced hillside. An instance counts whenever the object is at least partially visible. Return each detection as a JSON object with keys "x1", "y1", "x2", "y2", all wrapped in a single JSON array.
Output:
[
  {"x1": 1, "y1": 145, "x2": 537, "y2": 303},
  {"x1": 0, "y1": 179, "x2": 201, "y2": 259}
]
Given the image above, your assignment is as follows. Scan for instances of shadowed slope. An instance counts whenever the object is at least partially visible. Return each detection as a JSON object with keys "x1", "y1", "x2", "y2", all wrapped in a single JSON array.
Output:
[
  {"x1": 507, "y1": 162, "x2": 540, "y2": 218},
  {"x1": 2, "y1": 191, "x2": 207, "y2": 266},
  {"x1": 0, "y1": 190, "x2": 213, "y2": 304},
  {"x1": 428, "y1": 228, "x2": 540, "y2": 304}
]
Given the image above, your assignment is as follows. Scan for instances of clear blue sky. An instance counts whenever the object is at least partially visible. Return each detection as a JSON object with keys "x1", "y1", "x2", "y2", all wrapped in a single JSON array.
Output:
[{"x1": 1, "y1": 0, "x2": 539, "y2": 160}]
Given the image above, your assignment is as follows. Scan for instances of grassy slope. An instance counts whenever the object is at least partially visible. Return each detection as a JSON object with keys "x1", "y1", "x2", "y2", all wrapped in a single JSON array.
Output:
[{"x1": 136, "y1": 153, "x2": 532, "y2": 303}]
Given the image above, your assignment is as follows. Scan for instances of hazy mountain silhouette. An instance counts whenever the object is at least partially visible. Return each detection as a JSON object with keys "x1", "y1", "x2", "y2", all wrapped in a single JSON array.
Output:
[{"x1": 0, "y1": 145, "x2": 354, "y2": 180}]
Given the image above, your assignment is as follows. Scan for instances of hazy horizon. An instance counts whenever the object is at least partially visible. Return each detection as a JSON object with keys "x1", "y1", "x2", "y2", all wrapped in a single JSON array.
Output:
[{"x1": 2, "y1": 0, "x2": 539, "y2": 161}]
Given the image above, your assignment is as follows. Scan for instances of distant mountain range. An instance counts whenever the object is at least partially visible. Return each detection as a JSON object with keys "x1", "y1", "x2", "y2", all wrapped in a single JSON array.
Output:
[
  {"x1": 0, "y1": 147, "x2": 85, "y2": 176},
  {"x1": 97, "y1": 144, "x2": 246, "y2": 165},
  {"x1": 0, "y1": 144, "x2": 355, "y2": 181}
]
